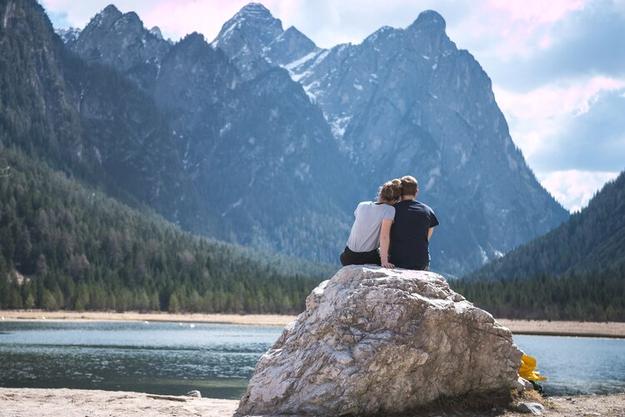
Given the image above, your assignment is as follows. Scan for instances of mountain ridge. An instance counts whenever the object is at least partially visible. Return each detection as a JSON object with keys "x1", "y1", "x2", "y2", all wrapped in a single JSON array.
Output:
[
  {"x1": 7, "y1": 0, "x2": 569, "y2": 275},
  {"x1": 219, "y1": 5, "x2": 567, "y2": 271}
]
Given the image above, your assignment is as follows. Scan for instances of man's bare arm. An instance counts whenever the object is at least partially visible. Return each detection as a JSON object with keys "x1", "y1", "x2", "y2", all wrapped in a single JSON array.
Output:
[{"x1": 427, "y1": 227, "x2": 434, "y2": 241}]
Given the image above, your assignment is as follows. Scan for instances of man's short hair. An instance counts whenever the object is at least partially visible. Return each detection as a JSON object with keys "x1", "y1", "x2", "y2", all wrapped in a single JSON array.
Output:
[{"x1": 400, "y1": 175, "x2": 418, "y2": 196}]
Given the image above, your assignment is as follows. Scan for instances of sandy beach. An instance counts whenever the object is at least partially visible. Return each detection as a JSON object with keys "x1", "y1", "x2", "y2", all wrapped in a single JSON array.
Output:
[
  {"x1": 1, "y1": 388, "x2": 625, "y2": 417},
  {"x1": 0, "y1": 310, "x2": 297, "y2": 327},
  {"x1": 1, "y1": 310, "x2": 625, "y2": 338}
]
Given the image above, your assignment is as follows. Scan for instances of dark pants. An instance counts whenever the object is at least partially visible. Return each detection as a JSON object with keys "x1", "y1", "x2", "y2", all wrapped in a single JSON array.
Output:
[
  {"x1": 340, "y1": 246, "x2": 381, "y2": 266},
  {"x1": 394, "y1": 262, "x2": 429, "y2": 271}
]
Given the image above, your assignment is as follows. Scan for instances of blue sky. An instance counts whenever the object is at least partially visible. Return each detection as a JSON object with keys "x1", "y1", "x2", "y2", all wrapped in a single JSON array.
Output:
[{"x1": 42, "y1": 0, "x2": 625, "y2": 212}]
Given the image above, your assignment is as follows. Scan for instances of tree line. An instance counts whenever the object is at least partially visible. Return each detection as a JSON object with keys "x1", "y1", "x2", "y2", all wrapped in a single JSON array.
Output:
[
  {"x1": 452, "y1": 263, "x2": 625, "y2": 321},
  {"x1": 0, "y1": 148, "x2": 332, "y2": 314}
]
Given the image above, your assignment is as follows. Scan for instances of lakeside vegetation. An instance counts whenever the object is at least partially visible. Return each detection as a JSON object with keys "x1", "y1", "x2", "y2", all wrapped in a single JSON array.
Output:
[
  {"x1": 452, "y1": 265, "x2": 625, "y2": 321},
  {"x1": 454, "y1": 171, "x2": 625, "y2": 322},
  {"x1": 2, "y1": 143, "x2": 623, "y2": 321},
  {"x1": 0, "y1": 148, "x2": 331, "y2": 314}
]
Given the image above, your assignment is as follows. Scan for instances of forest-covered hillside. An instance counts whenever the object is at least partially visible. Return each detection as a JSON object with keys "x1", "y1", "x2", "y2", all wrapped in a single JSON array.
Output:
[
  {"x1": 453, "y1": 171, "x2": 625, "y2": 321},
  {"x1": 0, "y1": 148, "x2": 331, "y2": 313}
]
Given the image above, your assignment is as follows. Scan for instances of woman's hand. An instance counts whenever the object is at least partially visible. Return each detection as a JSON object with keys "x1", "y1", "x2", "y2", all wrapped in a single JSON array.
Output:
[{"x1": 381, "y1": 260, "x2": 395, "y2": 269}]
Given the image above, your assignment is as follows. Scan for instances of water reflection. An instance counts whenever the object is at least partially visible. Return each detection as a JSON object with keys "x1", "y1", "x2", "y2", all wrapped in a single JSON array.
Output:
[
  {"x1": 1, "y1": 321, "x2": 624, "y2": 398},
  {"x1": 0, "y1": 321, "x2": 280, "y2": 399}
]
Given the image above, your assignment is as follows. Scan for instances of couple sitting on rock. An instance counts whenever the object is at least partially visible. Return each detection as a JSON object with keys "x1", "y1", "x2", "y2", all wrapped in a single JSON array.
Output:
[{"x1": 340, "y1": 175, "x2": 439, "y2": 270}]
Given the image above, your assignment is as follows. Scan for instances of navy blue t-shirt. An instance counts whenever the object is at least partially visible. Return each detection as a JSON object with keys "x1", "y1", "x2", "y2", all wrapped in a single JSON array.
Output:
[{"x1": 389, "y1": 200, "x2": 439, "y2": 270}]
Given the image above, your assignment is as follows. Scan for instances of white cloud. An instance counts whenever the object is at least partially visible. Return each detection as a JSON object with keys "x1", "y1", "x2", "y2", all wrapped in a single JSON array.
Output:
[
  {"x1": 494, "y1": 77, "x2": 625, "y2": 210},
  {"x1": 493, "y1": 76, "x2": 625, "y2": 161},
  {"x1": 538, "y1": 170, "x2": 619, "y2": 212}
]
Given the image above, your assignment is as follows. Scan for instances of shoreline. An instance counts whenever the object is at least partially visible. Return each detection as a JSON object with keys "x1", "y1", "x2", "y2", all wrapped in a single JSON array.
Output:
[
  {"x1": 1, "y1": 388, "x2": 625, "y2": 417},
  {"x1": 1, "y1": 310, "x2": 625, "y2": 338},
  {"x1": 0, "y1": 310, "x2": 296, "y2": 327}
]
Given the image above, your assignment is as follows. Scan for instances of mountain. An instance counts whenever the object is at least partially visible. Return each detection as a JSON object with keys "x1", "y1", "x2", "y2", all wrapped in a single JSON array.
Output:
[
  {"x1": 211, "y1": 3, "x2": 317, "y2": 79},
  {"x1": 67, "y1": 4, "x2": 356, "y2": 261},
  {"x1": 210, "y1": 5, "x2": 569, "y2": 273},
  {"x1": 452, "y1": 171, "x2": 625, "y2": 321},
  {"x1": 469, "y1": 171, "x2": 625, "y2": 280},
  {"x1": 5, "y1": 0, "x2": 568, "y2": 275},
  {"x1": 69, "y1": 4, "x2": 171, "y2": 91},
  {"x1": 0, "y1": 147, "x2": 327, "y2": 313},
  {"x1": 2, "y1": 0, "x2": 353, "y2": 264},
  {"x1": 0, "y1": 0, "x2": 193, "y2": 223}
]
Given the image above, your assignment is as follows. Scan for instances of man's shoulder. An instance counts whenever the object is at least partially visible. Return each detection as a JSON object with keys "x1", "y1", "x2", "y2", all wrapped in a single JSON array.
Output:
[{"x1": 415, "y1": 200, "x2": 435, "y2": 212}]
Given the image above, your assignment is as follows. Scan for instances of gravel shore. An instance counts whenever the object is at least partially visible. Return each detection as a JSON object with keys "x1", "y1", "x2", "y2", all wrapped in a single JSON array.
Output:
[{"x1": 1, "y1": 388, "x2": 625, "y2": 416}]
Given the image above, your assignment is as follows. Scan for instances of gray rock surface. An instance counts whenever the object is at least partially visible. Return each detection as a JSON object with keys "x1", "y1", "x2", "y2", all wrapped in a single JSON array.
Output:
[
  {"x1": 236, "y1": 266, "x2": 522, "y2": 416},
  {"x1": 516, "y1": 401, "x2": 545, "y2": 415}
]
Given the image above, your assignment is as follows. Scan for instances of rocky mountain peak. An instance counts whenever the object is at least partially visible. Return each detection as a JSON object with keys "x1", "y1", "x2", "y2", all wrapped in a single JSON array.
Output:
[
  {"x1": 282, "y1": 25, "x2": 312, "y2": 43},
  {"x1": 149, "y1": 26, "x2": 163, "y2": 39},
  {"x1": 216, "y1": 1, "x2": 283, "y2": 43},
  {"x1": 95, "y1": 4, "x2": 122, "y2": 26},
  {"x1": 362, "y1": 25, "x2": 401, "y2": 45},
  {"x1": 70, "y1": 4, "x2": 172, "y2": 90},
  {"x1": 102, "y1": 4, "x2": 121, "y2": 16},
  {"x1": 175, "y1": 32, "x2": 214, "y2": 55},
  {"x1": 265, "y1": 25, "x2": 318, "y2": 66},
  {"x1": 405, "y1": 9, "x2": 453, "y2": 56},
  {"x1": 409, "y1": 9, "x2": 446, "y2": 32},
  {"x1": 117, "y1": 10, "x2": 142, "y2": 27},
  {"x1": 238, "y1": 2, "x2": 273, "y2": 17},
  {"x1": 212, "y1": 2, "x2": 284, "y2": 78}
]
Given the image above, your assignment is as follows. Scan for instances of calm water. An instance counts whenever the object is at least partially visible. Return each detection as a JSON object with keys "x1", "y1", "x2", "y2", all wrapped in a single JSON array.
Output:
[{"x1": 0, "y1": 321, "x2": 624, "y2": 398}]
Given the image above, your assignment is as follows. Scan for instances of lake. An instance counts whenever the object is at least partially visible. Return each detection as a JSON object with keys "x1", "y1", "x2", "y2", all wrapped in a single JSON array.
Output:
[{"x1": 0, "y1": 321, "x2": 624, "y2": 399}]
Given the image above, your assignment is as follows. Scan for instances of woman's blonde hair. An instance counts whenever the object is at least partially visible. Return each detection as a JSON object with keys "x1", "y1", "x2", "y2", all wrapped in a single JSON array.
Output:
[{"x1": 378, "y1": 179, "x2": 402, "y2": 203}]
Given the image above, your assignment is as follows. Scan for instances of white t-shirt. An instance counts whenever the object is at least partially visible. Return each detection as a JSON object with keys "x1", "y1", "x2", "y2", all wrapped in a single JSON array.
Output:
[{"x1": 346, "y1": 201, "x2": 395, "y2": 252}]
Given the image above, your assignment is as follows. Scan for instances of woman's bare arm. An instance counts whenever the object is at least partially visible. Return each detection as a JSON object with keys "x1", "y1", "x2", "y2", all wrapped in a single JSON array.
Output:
[{"x1": 379, "y1": 219, "x2": 394, "y2": 268}]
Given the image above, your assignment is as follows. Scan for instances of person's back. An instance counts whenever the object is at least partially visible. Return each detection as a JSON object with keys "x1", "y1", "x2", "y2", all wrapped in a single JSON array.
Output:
[
  {"x1": 389, "y1": 176, "x2": 439, "y2": 270},
  {"x1": 346, "y1": 201, "x2": 394, "y2": 254},
  {"x1": 340, "y1": 180, "x2": 401, "y2": 267}
]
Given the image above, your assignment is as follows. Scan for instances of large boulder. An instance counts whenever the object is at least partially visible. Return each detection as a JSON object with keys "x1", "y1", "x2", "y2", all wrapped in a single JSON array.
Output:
[{"x1": 236, "y1": 266, "x2": 523, "y2": 416}]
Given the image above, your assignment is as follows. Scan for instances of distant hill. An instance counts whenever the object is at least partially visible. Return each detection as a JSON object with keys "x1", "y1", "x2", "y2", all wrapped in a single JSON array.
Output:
[
  {"x1": 453, "y1": 171, "x2": 625, "y2": 321},
  {"x1": 0, "y1": 148, "x2": 330, "y2": 313}
]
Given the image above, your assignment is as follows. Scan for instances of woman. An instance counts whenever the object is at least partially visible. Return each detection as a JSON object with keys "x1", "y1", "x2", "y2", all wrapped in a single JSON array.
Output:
[{"x1": 340, "y1": 179, "x2": 401, "y2": 268}]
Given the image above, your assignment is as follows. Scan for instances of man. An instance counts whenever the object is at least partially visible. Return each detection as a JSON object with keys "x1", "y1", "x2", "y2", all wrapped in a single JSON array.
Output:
[{"x1": 389, "y1": 176, "x2": 439, "y2": 270}]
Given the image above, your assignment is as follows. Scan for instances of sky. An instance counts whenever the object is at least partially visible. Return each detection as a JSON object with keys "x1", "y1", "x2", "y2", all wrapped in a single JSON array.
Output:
[{"x1": 41, "y1": 0, "x2": 625, "y2": 212}]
